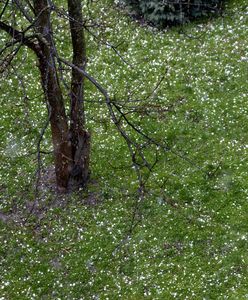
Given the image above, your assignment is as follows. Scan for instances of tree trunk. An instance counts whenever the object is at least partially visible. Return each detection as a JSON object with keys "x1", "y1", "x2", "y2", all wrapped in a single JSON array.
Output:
[
  {"x1": 33, "y1": 0, "x2": 90, "y2": 191},
  {"x1": 34, "y1": 0, "x2": 72, "y2": 191},
  {"x1": 1, "y1": 1, "x2": 91, "y2": 192},
  {"x1": 68, "y1": 0, "x2": 90, "y2": 189}
]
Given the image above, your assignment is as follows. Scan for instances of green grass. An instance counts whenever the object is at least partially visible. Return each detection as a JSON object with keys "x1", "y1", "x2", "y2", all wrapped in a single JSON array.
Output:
[{"x1": 0, "y1": 0, "x2": 248, "y2": 298}]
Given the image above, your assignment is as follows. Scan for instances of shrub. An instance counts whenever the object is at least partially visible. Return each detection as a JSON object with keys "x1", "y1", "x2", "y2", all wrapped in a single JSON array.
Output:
[{"x1": 122, "y1": 0, "x2": 224, "y2": 27}]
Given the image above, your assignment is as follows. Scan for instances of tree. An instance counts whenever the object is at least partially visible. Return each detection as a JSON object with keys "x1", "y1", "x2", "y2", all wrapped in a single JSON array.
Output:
[
  {"x1": 0, "y1": 0, "x2": 207, "y2": 197},
  {"x1": 1, "y1": 0, "x2": 154, "y2": 198},
  {"x1": 0, "y1": 0, "x2": 90, "y2": 192}
]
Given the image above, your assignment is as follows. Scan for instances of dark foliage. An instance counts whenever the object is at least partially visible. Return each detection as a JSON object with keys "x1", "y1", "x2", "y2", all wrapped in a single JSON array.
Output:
[{"x1": 123, "y1": 0, "x2": 224, "y2": 27}]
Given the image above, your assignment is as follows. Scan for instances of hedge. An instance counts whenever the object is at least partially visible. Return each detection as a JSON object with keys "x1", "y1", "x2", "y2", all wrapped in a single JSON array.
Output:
[{"x1": 122, "y1": 0, "x2": 224, "y2": 27}]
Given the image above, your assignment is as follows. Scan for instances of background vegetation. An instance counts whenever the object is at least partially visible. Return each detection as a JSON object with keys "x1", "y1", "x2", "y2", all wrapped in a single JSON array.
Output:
[
  {"x1": 0, "y1": 0, "x2": 247, "y2": 298},
  {"x1": 122, "y1": 0, "x2": 224, "y2": 27}
]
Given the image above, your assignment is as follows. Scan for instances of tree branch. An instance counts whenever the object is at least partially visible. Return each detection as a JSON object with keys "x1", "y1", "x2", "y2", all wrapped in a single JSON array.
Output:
[
  {"x1": 0, "y1": 0, "x2": 9, "y2": 20},
  {"x1": 0, "y1": 21, "x2": 41, "y2": 55},
  {"x1": 13, "y1": 0, "x2": 33, "y2": 22}
]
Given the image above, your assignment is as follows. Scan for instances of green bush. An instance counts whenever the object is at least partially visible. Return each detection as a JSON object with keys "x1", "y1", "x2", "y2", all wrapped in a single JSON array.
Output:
[{"x1": 122, "y1": 0, "x2": 224, "y2": 27}]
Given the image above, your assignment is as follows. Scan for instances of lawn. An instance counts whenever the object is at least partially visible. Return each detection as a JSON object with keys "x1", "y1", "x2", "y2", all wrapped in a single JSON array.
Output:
[{"x1": 0, "y1": 0, "x2": 248, "y2": 299}]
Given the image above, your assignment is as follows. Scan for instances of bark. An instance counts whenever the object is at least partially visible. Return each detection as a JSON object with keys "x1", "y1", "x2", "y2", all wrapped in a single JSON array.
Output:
[
  {"x1": 68, "y1": 0, "x2": 90, "y2": 188},
  {"x1": 33, "y1": 0, "x2": 72, "y2": 191}
]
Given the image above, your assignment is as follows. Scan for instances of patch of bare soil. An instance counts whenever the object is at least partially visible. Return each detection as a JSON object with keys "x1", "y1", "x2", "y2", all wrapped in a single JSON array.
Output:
[{"x1": 0, "y1": 166, "x2": 102, "y2": 226}]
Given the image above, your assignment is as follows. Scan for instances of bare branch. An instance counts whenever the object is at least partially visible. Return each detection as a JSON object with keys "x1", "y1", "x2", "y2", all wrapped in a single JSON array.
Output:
[
  {"x1": 0, "y1": 20, "x2": 41, "y2": 55},
  {"x1": 0, "y1": 0, "x2": 9, "y2": 20},
  {"x1": 23, "y1": 104, "x2": 52, "y2": 225},
  {"x1": 12, "y1": 0, "x2": 33, "y2": 22},
  {"x1": 59, "y1": 58, "x2": 206, "y2": 176}
]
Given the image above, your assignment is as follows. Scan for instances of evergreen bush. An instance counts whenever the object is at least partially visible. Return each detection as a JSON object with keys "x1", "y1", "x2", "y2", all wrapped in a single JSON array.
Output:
[{"x1": 122, "y1": 0, "x2": 224, "y2": 27}]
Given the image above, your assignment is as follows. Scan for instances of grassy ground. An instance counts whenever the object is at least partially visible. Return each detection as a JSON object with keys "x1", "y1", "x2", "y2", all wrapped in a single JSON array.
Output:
[{"x1": 0, "y1": 0, "x2": 248, "y2": 298}]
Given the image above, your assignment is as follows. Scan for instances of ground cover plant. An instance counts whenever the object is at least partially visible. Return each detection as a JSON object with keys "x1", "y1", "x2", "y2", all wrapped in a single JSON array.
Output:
[{"x1": 0, "y1": 0, "x2": 248, "y2": 299}]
